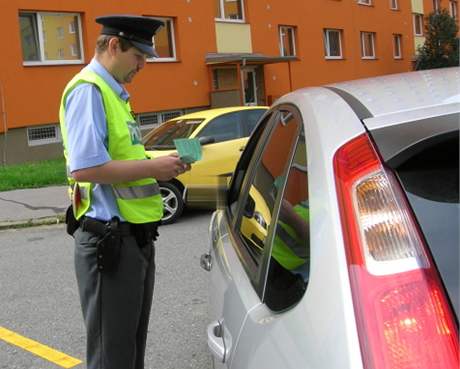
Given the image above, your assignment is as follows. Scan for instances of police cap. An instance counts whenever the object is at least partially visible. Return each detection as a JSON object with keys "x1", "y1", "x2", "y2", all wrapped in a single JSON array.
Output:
[{"x1": 95, "y1": 15, "x2": 164, "y2": 58}]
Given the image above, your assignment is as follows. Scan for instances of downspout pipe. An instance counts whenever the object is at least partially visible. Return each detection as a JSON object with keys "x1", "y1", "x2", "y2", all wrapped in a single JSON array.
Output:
[{"x1": 0, "y1": 81, "x2": 7, "y2": 166}]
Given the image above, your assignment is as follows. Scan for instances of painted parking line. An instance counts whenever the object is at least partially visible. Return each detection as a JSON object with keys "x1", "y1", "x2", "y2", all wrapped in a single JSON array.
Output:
[{"x1": 0, "y1": 326, "x2": 82, "y2": 368}]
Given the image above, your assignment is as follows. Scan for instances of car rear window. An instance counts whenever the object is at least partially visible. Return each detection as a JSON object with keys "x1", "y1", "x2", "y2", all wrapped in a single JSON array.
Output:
[
  {"x1": 394, "y1": 132, "x2": 459, "y2": 321},
  {"x1": 143, "y1": 119, "x2": 203, "y2": 149}
]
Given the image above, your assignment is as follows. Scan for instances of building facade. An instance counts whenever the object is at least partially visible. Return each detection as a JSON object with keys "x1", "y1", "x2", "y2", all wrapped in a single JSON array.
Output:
[{"x1": 0, "y1": 0, "x2": 457, "y2": 164}]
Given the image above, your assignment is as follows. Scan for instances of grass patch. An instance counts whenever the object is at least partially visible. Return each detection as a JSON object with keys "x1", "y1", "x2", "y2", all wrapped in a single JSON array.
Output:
[{"x1": 0, "y1": 158, "x2": 67, "y2": 192}]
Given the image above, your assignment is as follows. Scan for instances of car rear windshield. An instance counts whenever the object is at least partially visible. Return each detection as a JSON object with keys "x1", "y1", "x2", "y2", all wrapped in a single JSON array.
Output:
[
  {"x1": 143, "y1": 119, "x2": 204, "y2": 149},
  {"x1": 394, "y1": 131, "x2": 459, "y2": 322}
]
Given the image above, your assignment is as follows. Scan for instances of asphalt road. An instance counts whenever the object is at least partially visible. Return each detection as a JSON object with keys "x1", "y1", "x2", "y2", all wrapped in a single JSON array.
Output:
[{"x1": 0, "y1": 209, "x2": 214, "y2": 369}]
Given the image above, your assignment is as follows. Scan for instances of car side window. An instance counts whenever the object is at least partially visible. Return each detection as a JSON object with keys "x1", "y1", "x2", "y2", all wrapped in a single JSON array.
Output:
[
  {"x1": 197, "y1": 111, "x2": 242, "y2": 143},
  {"x1": 264, "y1": 128, "x2": 310, "y2": 312},
  {"x1": 234, "y1": 110, "x2": 301, "y2": 284},
  {"x1": 241, "y1": 109, "x2": 267, "y2": 136}
]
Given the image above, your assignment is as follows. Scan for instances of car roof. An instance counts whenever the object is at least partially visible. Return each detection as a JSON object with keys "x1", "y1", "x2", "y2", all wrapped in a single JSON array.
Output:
[
  {"x1": 169, "y1": 106, "x2": 269, "y2": 121},
  {"x1": 327, "y1": 67, "x2": 460, "y2": 166},
  {"x1": 327, "y1": 67, "x2": 460, "y2": 120}
]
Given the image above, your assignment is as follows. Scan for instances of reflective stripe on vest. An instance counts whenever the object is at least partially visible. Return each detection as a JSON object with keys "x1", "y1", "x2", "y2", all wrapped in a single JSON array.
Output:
[
  {"x1": 276, "y1": 224, "x2": 308, "y2": 259},
  {"x1": 113, "y1": 183, "x2": 160, "y2": 200}
]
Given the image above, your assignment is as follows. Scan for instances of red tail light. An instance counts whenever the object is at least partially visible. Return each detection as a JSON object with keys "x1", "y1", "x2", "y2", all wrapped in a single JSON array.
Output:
[{"x1": 334, "y1": 133, "x2": 459, "y2": 369}]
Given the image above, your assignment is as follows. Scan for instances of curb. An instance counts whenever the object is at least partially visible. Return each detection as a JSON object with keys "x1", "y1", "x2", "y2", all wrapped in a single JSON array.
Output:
[{"x1": 0, "y1": 214, "x2": 66, "y2": 230}]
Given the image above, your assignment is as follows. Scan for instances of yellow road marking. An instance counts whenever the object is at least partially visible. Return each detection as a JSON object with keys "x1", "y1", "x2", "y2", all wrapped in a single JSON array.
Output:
[{"x1": 0, "y1": 326, "x2": 82, "y2": 368}]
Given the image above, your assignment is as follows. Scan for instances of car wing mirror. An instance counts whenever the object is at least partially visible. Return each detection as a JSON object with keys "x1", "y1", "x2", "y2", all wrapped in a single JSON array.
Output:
[{"x1": 198, "y1": 136, "x2": 216, "y2": 145}]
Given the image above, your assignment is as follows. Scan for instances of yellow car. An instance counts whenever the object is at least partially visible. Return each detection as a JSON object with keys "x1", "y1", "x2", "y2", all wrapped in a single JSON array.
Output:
[{"x1": 143, "y1": 106, "x2": 268, "y2": 224}]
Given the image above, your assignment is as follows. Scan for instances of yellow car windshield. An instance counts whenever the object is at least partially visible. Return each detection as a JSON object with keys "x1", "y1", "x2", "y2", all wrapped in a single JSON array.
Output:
[{"x1": 143, "y1": 119, "x2": 204, "y2": 149}]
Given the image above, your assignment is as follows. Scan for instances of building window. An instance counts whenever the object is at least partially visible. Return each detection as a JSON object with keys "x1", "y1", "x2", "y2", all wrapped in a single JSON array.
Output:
[
  {"x1": 323, "y1": 29, "x2": 343, "y2": 59},
  {"x1": 212, "y1": 67, "x2": 239, "y2": 91},
  {"x1": 450, "y1": 1, "x2": 458, "y2": 19},
  {"x1": 360, "y1": 31, "x2": 376, "y2": 59},
  {"x1": 357, "y1": 0, "x2": 372, "y2": 5},
  {"x1": 68, "y1": 20, "x2": 76, "y2": 34},
  {"x1": 390, "y1": 0, "x2": 399, "y2": 10},
  {"x1": 57, "y1": 26, "x2": 64, "y2": 39},
  {"x1": 215, "y1": 0, "x2": 244, "y2": 21},
  {"x1": 393, "y1": 34, "x2": 402, "y2": 59},
  {"x1": 27, "y1": 125, "x2": 61, "y2": 146},
  {"x1": 138, "y1": 109, "x2": 184, "y2": 129},
  {"x1": 279, "y1": 26, "x2": 296, "y2": 57},
  {"x1": 413, "y1": 13, "x2": 424, "y2": 36},
  {"x1": 148, "y1": 17, "x2": 176, "y2": 62},
  {"x1": 433, "y1": 0, "x2": 440, "y2": 12},
  {"x1": 70, "y1": 44, "x2": 78, "y2": 56},
  {"x1": 19, "y1": 12, "x2": 84, "y2": 65}
]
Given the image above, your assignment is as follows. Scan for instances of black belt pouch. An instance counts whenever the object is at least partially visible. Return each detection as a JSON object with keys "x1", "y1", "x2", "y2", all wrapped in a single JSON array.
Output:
[{"x1": 65, "y1": 205, "x2": 80, "y2": 237}]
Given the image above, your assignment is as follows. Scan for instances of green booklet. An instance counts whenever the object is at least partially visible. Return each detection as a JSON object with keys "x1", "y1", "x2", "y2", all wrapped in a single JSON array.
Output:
[{"x1": 173, "y1": 138, "x2": 202, "y2": 164}]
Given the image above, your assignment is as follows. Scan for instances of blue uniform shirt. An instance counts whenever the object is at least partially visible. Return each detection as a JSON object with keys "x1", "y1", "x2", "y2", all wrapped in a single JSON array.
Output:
[{"x1": 65, "y1": 58, "x2": 130, "y2": 221}]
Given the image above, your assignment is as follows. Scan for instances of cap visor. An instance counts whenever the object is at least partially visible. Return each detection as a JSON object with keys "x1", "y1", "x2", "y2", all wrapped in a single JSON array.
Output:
[{"x1": 131, "y1": 41, "x2": 158, "y2": 58}]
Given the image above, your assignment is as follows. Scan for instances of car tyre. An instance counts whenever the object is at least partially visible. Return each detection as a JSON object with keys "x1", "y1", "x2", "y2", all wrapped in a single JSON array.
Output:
[{"x1": 159, "y1": 182, "x2": 184, "y2": 225}]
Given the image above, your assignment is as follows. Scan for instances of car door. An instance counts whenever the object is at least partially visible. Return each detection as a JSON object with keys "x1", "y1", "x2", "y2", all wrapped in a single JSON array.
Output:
[
  {"x1": 228, "y1": 112, "x2": 312, "y2": 369},
  {"x1": 187, "y1": 111, "x2": 248, "y2": 204},
  {"x1": 206, "y1": 107, "x2": 304, "y2": 368}
]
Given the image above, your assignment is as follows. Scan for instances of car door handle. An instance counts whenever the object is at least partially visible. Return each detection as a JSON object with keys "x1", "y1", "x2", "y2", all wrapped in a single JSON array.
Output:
[
  {"x1": 207, "y1": 320, "x2": 227, "y2": 363},
  {"x1": 239, "y1": 145, "x2": 245, "y2": 152},
  {"x1": 200, "y1": 253, "x2": 212, "y2": 271}
]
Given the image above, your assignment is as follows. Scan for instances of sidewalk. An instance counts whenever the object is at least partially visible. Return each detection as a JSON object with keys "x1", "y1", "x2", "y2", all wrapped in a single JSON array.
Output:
[{"x1": 0, "y1": 186, "x2": 69, "y2": 230}]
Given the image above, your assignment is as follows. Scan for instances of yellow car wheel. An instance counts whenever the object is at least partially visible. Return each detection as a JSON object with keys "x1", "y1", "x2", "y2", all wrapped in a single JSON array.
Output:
[{"x1": 160, "y1": 182, "x2": 184, "y2": 225}]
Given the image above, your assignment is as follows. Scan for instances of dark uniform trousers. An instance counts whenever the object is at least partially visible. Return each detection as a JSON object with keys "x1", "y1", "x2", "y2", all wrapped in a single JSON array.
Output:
[{"x1": 74, "y1": 227, "x2": 155, "y2": 369}]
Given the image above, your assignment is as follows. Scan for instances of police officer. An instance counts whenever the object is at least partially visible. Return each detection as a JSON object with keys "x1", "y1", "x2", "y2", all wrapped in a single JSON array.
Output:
[{"x1": 59, "y1": 15, "x2": 190, "y2": 369}]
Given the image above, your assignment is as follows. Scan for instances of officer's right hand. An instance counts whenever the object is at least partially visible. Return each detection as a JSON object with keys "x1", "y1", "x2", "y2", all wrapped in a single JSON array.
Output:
[{"x1": 149, "y1": 154, "x2": 189, "y2": 181}]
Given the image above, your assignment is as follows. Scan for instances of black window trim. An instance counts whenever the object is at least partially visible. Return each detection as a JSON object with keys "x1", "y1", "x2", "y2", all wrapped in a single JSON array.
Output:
[
  {"x1": 224, "y1": 111, "x2": 277, "y2": 284},
  {"x1": 258, "y1": 105, "x2": 304, "y2": 303},
  {"x1": 225, "y1": 104, "x2": 304, "y2": 298}
]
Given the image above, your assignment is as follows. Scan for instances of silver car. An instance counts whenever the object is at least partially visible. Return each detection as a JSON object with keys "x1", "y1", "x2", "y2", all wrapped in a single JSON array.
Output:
[{"x1": 201, "y1": 67, "x2": 459, "y2": 369}]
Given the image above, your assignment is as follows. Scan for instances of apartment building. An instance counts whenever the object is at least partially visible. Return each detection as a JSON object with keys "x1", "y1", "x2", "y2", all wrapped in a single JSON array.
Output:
[{"x1": 0, "y1": 0, "x2": 440, "y2": 164}]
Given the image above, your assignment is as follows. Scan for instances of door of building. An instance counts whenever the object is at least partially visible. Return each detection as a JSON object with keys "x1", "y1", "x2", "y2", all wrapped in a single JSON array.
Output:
[{"x1": 241, "y1": 67, "x2": 258, "y2": 106}]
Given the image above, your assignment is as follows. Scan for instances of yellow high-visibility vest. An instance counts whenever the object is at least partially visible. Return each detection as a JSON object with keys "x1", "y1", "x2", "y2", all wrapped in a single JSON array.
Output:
[
  {"x1": 272, "y1": 202, "x2": 309, "y2": 270},
  {"x1": 59, "y1": 69, "x2": 163, "y2": 223}
]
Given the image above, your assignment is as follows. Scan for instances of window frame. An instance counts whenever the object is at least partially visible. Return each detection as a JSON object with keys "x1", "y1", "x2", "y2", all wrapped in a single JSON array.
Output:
[
  {"x1": 226, "y1": 105, "x2": 304, "y2": 297},
  {"x1": 215, "y1": 0, "x2": 245, "y2": 23},
  {"x1": 20, "y1": 11, "x2": 84, "y2": 66},
  {"x1": 450, "y1": 1, "x2": 458, "y2": 19},
  {"x1": 147, "y1": 17, "x2": 177, "y2": 63},
  {"x1": 393, "y1": 34, "x2": 403, "y2": 59},
  {"x1": 433, "y1": 0, "x2": 440, "y2": 12},
  {"x1": 390, "y1": 0, "x2": 399, "y2": 10},
  {"x1": 225, "y1": 112, "x2": 277, "y2": 285},
  {"x1": 360, "y1": 31, "x2": 376, "y2": 59},
  {"x1": 279, "y1": 25, "x2": 297, "y2": 57},
  {"x1": 261, "y1": 123, "x2": 310, "y2": 311},
  {"x1": 357, "y1": 0, "x2": 373, "y2": 5},
  {"x1": 413, "y1": 13, "x2": 424, "y2": 36},
  {"x1": 324, "y1": 28, "x2": 343, "y2": 59}
]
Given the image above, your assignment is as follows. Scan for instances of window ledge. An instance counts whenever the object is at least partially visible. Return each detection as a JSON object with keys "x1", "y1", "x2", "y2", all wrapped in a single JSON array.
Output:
[
  {"x1": 325, "y1": 56, "x2": 344, "y2": 60},
  {"x1": 361, "y1": 57, "x2": 378, "y2": 60},
  {"x1": 215, "y1": 18, "x2": 246, "y2": 24},
  {"x1": 23, "y1": 60, "x2": 85, "y2": 66},
  {"x1": 147, "y1": 59, "x2": 180, "y2": 63}
]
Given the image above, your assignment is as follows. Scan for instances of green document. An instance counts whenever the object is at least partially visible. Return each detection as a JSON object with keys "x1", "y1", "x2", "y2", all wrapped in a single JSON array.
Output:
[{"x1": 173, "y1": 138, "x2": 202, "y2": 164}]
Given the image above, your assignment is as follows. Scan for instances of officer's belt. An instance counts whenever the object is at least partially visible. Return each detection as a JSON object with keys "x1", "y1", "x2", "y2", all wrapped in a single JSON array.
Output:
[{"x1": 81, "y1": 216, "x2": 132, "y2": 236}]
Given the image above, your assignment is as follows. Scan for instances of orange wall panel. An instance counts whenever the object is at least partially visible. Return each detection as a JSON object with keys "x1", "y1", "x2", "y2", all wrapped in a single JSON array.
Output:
[
  {"x1": 248, "y1": 0, "x2": 414, "y2": 97},
  {"x1": 1, "y1": 0, "x2": 216, "y2": 131}
]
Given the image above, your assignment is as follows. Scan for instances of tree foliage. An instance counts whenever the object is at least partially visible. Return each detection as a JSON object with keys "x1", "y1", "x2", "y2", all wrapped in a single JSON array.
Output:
[{"x1": 415, "y1": 9, "x2": 459, "y2": 70}]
